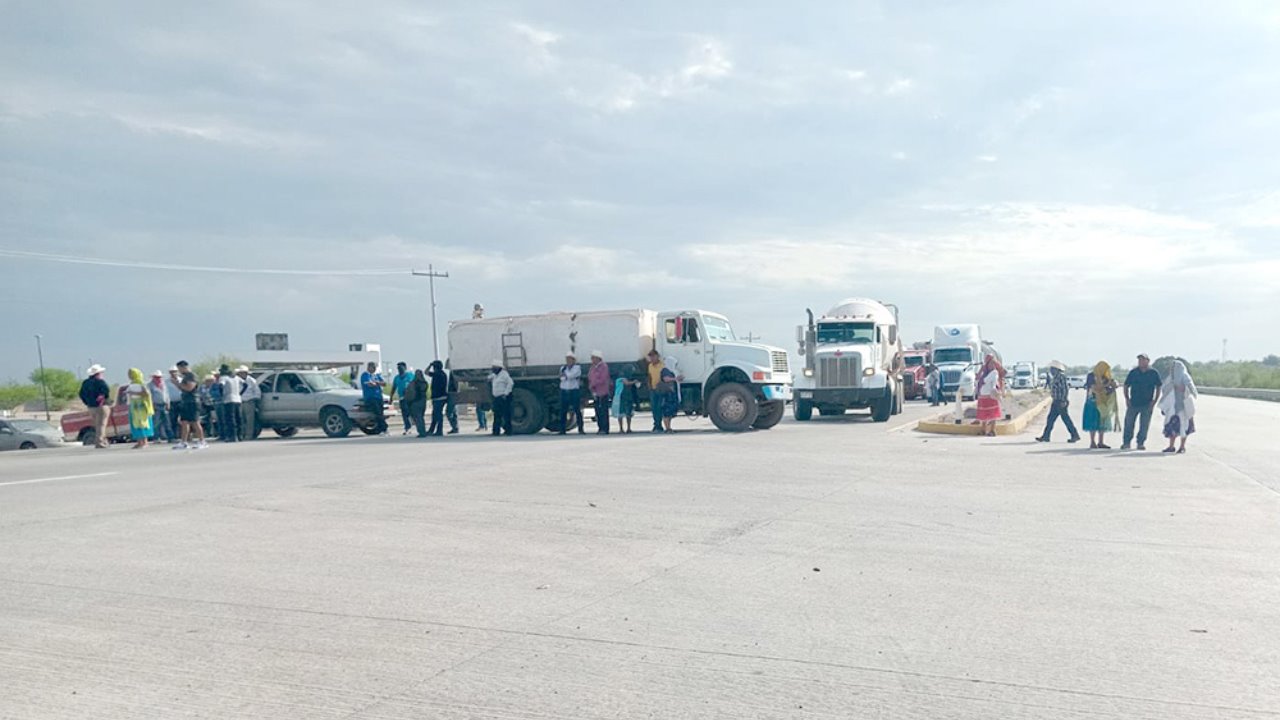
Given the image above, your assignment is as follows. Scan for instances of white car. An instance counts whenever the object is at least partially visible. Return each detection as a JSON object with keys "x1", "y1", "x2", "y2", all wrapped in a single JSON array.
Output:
[
  {"x1": 0, "y1": 418, "x2": 65, "y2": 450},
  {"x1": 1067, "y1": 375, "x2": 1088, "y2": 389}
]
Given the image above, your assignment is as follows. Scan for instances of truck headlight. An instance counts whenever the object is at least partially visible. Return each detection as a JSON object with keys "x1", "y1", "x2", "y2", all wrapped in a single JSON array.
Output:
[
  {"x1": 863, "y1": 367, "x2": 875, "y2": 377},
  {"x1": 803, "y1": 368, "x2": 814, "y2": 378}
]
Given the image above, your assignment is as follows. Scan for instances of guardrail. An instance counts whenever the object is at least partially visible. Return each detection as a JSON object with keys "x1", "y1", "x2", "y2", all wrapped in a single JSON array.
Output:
[{"x1": 1198, "y1": 387, "x2": 1280, "y2": 402}]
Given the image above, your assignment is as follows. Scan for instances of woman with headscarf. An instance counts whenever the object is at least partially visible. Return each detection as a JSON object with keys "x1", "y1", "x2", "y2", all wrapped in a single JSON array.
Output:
[
  {"x1": 1159, "y1": 360, "x2": 1197, "y2": 454},
  {"x1": 1082, "y1": 360, "x2": 1120, "y2": 449},
  {"x1": 974, "y1": 354, "x2": 1004, "y2": 437},
  {"x1": 125, "y1": 368, "x2": 155, "y2": 449}
]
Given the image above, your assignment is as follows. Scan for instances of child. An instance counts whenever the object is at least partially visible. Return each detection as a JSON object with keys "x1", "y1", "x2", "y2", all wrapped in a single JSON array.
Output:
[{"x1": 612, "y1": 376, "x2": 637, "y2": 434}]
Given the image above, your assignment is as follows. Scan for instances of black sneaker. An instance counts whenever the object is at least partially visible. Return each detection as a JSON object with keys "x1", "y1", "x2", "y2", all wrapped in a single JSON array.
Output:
[{"x1": 1068, "y1": 436, "x2": 1081, "y2": 443}]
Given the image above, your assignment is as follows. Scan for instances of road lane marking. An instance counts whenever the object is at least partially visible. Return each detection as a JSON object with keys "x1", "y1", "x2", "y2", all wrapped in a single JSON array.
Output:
[{"x1": 0, "y1": 472, "x2": 118, "y2": 488}]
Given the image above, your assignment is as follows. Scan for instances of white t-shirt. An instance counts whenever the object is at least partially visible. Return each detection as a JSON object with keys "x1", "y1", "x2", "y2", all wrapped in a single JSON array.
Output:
[
  {"x1": 239, "y1": 375, "x2": 261, "y2": 401},
  {"x1": 219, "y1": 374, "x2": 242, "y2": 403}
]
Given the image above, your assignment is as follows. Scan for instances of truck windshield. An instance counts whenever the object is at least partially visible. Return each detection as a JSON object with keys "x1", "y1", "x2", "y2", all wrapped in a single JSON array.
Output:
[
  {"x1": 817, "y1": 322, "x2": 874, "y2": 344},
  {"x1": 1016, "y1": 370, "x2": 1031, "y2": 376},
  {"x1": 904, "y1": 356, "x2": 925, "y2": 367},
  {"x1": 702, "y1": 316, "x2": 736, "y2": 342},
  {"x1": 933, "y1": 348, "x2": 973, "y2": 364},
  {"x1": 305, "y1": 373, "x2": 351, "y2": 391}
]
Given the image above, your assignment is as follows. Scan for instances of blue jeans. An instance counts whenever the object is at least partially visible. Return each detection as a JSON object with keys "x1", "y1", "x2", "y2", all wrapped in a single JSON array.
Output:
[
  {"x1": 1040, "y1": 401, "x2": 1079, "y2": 440},
  {"x1": 152, "y1": 405, "x2": 172, "y2": 442},
  {"x1": 559, "y1": 389, "x2": 582, "y2": 433}
]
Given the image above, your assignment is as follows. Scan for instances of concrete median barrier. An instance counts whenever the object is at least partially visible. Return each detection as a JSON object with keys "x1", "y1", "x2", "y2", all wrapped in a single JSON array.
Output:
[{"x1": 916, "y1": 395, "x2": 1053, "y2": 436}]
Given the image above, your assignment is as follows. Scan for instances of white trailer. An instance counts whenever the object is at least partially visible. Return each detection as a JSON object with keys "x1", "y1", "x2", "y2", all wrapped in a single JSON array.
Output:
[
  {"x1": 448, "y1": 308, "x2": 792, "y2": 434},
  {"x1": 932, "y1": 324, "x2": 999, "y2": 400}
]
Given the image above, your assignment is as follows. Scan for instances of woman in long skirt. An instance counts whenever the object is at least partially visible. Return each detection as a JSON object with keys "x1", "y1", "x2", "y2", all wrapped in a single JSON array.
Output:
[
  {"x1": 1160, "y1": 360, "x2": 1198, "y2": 454},
  {"x1": 974, "y1": 355, "x2": 1004, "y2": 437},
  {"x1": 126, "y1": 368, "x2": 155, "y2": 449},
  {"x1": 1082, "y1": 361, "x2": 1120, "y2": 449}
]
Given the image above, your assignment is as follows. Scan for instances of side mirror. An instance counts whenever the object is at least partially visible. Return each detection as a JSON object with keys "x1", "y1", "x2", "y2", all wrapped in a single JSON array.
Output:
[
  {"x1": 888, "y1": 326, "x2": 898, "y2": 345},
  {"x1": 0, "y1": 427, "x2": 13, "y2": 435}
]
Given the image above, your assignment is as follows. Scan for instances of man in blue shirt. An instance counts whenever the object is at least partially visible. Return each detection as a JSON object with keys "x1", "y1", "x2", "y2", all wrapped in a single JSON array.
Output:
[
  {"x1": 389, "y1": 362, "x2": 414, "y2": 435},
  {"x1": 1121, "y1": 353, "x2": 1163, "y2": 451},
  {"x1": 360, "y1": 362, "x2": 387, "y2": 435}
]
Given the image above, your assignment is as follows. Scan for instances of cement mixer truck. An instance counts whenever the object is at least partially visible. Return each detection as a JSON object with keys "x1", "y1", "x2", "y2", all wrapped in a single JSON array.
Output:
[{"x1": 793, "y1": 298, "x2": 905, "y2": 422}]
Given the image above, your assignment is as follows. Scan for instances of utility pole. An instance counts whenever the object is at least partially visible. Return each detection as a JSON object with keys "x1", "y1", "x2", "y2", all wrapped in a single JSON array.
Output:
[
  {"x1": 1222, "y1": 338, "x2": 1228, "y2": 363},
  {"x1": 34, "y1": 334, "x2": 50, "y2": 422},
  {"x1": 743, "y1": 332, "x2": 759, "y2": 343},
  {"x1": 411, "y1": 265, "x2": 450, "y2": 360}
]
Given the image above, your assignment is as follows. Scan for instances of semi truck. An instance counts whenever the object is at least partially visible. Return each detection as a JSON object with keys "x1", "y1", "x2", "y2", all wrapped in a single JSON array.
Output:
[
  {"x1": 793, "y1": 298, "x2": 905, "y2": 422},
  {"x1": 932, "y1": 324, "x2": 1000, "y2": 400},
  {"x1": 1011, "y1": 361, "x2": 1040, "y2": 389},
  {"x1": 901, "y1": 347, "x2": 931, "y2": 401},
  {"x1": 447, "y1": 309, "x2": 792, "y2": 434}
]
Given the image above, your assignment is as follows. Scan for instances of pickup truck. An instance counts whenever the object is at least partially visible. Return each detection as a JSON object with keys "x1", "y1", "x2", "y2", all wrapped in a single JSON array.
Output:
[
  {"x1": 253, "y1": 369, "x2": 391, "y2": 438},
  {"x1": 61, "y1": 387, "x2": 132, "y2": 445}
]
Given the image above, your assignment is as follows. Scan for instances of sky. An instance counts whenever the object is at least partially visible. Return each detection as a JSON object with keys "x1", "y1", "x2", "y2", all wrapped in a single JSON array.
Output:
[{"x1": 3, "y1": 1, "x2": 1280, "y2": 382}]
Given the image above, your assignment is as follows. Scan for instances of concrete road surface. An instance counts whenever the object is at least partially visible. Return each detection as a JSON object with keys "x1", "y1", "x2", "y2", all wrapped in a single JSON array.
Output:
[{"x1": 1, "y1": 395, "x2": 1277, "y2": 719}]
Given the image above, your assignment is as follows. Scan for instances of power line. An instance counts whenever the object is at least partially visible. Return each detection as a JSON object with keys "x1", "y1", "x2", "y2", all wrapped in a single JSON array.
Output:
[{"x1": 0, "y1": 248, "x2": 407, "y2": 276}]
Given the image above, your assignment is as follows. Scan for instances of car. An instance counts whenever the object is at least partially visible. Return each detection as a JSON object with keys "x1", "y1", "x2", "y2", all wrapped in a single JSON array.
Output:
[
  {"x1": 254, "y1": 369, "x2": 392, "y2": 438},
  {"x1": 60, "y1": 387, "x2": 133, "y2": 445},
  {"x1": 1067, "y1": 375, "x2": 1087, "y2": 389},
  {"x1": 0, "y1": 418, "x2": 66, "y2": 450}
]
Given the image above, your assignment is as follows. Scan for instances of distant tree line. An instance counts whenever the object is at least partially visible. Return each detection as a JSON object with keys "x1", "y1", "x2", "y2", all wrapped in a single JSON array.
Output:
[
  {"x1": 0, "y1": 354, "x2": 247, "y2": 412},
  {"x1": 1062, "y1": 355, "x2": 1280, "y2": 390}
]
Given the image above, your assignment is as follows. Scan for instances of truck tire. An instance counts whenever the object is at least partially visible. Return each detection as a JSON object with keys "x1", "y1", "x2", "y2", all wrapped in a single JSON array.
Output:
[
  {"x1": 320, "y1": 408, "x2": 353, "y2": 438},
  {"x1": 273, "y1": 427, "x2": 298, "y2": 438},
  {"x1": 510, "y1": 387, "x2": 548, "y2": 435},
  {"x1": 752, "y1": 401, "x2": 785, "y2": 430},
  {"x1": 793, "y1": 399, "x2": 813, "y2": 422},
  {"x1": 78, "y1": 428, "x2": 96, "y2": 446},
  {"x1": 871, "y1": 387, "x2": 893, "y2": 422},
  {"x1": 892, "y1": 381, "x2": 904, "y2": 415},
  {"x1": 707, "y1": 382, "x2": 759, "y2": 432}
]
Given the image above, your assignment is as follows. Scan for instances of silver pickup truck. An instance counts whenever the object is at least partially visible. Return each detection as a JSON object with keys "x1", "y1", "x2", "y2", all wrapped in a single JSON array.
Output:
[{"x1": 254, "y1": 370, "x2": 388, "y2": 438}]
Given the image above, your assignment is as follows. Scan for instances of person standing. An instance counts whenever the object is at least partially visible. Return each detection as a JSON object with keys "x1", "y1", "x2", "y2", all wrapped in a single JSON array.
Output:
[
  {"x1": 427, "y1": 360, "x2": 449, "y2": 436},
  {"x1": 236, "y1": 366, "x2": 260, "y2": 440},
  {"x1": 125, "y1": 368, "x2": 155, "y2": 449},
  {"x1": 166, "y1": 366, "x2": 183, "y2": 439},
  {"x1": 1082, "y1": 361, "x2": 1119, "y2": 449},
  {"x1": 558, "y1": 352, "x2": 584, "y2": 435},
  {"x1": 475, "y1": 399, "x2": 490, "y2": 432},
  {"x1": 645, "y1": 350, "x2": 665, "y2": 433},
  {"x1": 926, "y1": 364, "x2": 942, "y2": 407},
  {"x1": 974, "y1": 354, "x2": 1004, "y2": 437},
  {"x1": 1121, "y1": 354, "x2": 1162, "y2": 451},
  {"x1": 173, "y1": 360, "x2": 207, "y2": 449},
  {"x1": 389, "y1": 362, "x2": 414, "y2": 435},
  {"x1": 200, "y1": 374, "x2": 219, "y2": 438},
  {"x1": 445, "y1": 367, "x2": 460, "y2": 434},
  {"x1": 148, "y1": 370, "x2": 172, "y2": 443},
  {"x1": 612, "y1": 376, "x2": 637, "y2": 434},
  {"x1": 587, "y1": 351, "x2": 612, "y2": 435},
  {"x1": 78, "y1": 365, "x2": 112, "y2": 448},
  {"x1": 1036, "y1": 361, "x2": 1081, "y2": 443},
  {"x1": 1160, "y1": 360, "x2": 1198, "y2": 454},
  {"x1": 359, "y1": 362, "x2": 387, "y2": 434},
  {"x1": 404, "y1": 369, "x2": 429, "y2": 437},
  {"x1": 489, "y1": 360, "x2": 514, "y2": 436},
  {"x1": 218, "y1": 364, "x2": 241, "y2": 442}
]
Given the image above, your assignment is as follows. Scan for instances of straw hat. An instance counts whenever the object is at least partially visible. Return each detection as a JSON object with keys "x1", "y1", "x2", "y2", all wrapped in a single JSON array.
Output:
[
  {"x1": 590, "y1": 350, "x2": 603, "y2": 359},
  {"x1": 151, "y1": 370, "x2": 164, "y2": 377},
  {"x1": 86, "y1": 364, "x2": 105, "y2": 377},
  {"x1": 1048, "y1": 360, "x2": 1066, "y2": 371}
]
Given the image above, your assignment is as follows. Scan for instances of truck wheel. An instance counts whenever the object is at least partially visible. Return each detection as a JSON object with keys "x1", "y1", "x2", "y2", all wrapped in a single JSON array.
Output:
[
  {"x1": 359, "y1": 424, "x2": 381, "y2": 436},
  {"x1": 19, "y1": 441, "x2": 36, "y2": 450},
  {"x1": 273, "y1": 427, "x2": 298, "y2": 438},
  {"x1": 871, "y1": 387, "x2": 893, "y2": 422},
  {"x1": 321, "y1": 408, "x2": 353, "y2": 438},
  {"x1": 510, "y1": 387, "x2": 548, "y2": 435},
  {"x1": 892, "y1": 381, "x2": 904, "y2": 415},
  {"x1": 707, "y1": 382, "x2": 759, "y2": 432},
  {"x1": 793, "y1": 399, "x2": 813, "y2": 422},
  {"x1": 78, "y1": 428, "x2": 96, "y2": 446},
  {"x1": 752, "y1": 401, "x2": 785, "y2": 430}
]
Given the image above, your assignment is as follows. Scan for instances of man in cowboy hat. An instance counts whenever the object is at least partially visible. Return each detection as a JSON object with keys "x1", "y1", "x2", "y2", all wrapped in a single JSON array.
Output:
[
  {"x1": 587, "y1": 350, "x2": 612, "y2": 434},
  {"x1": 1037, "y1": 361, "x2": 1081, "y2": 444},
  {"x1": 235, "y1": 365, "x2": 260, "y2": 440},
  {"x1": 558, "y1": 351, "x2": 584, "y2": 435},
  {"x1": 78, "y1": 364, "x2": 112, "y2": 448},
  {"x1": 489, "y1": 359, "x2": 514, "y2": 436}
]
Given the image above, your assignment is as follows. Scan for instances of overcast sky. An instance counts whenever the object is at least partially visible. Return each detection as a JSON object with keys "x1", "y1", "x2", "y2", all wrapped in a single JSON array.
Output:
[{"x1": 3, "y1": 1, "x2": 1279, "y2": 381}]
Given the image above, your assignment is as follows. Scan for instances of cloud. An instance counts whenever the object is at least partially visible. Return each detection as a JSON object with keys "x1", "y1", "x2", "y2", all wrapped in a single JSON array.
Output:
[{"x1": 510, "y1": 21, "x2": 560, "y2": 69}]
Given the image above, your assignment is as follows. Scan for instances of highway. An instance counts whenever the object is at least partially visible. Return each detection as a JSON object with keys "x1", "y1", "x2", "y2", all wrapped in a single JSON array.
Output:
[{"x1": 1, "y1": 393, "x2": 1277, "y2": 719}]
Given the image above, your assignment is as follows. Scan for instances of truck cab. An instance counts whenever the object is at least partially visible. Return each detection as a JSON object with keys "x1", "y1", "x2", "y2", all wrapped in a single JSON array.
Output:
[
  {"x1": 793, "y1": 298, "x2": 905, "y2": 422},
  {"x1": 656, "y1": 310, "x2": 793, "y2": 431}
]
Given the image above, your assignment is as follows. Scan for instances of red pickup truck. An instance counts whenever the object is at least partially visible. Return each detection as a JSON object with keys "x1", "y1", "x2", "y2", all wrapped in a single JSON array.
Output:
[
  {"x1": 900, "y1": 350, "x2": 931, "y2": 401},
  {"x1": 61, "y1": 387, "x2": 134, "y2": 445}
]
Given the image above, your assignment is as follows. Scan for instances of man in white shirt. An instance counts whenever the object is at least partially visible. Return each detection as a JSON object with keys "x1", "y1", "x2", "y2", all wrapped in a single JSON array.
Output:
[
  {"x1": 558, "y1": 352, "x2": 584, "y2": 435},
  {"x1": 489, "y1": 359, "x2": 514, "y2": 436},
  {"x1": 236, "y1": 365, "x2": 260, "y2": 440},
  {"x1": 217, "y1": 363, "x2": 242, "y2": 442}
]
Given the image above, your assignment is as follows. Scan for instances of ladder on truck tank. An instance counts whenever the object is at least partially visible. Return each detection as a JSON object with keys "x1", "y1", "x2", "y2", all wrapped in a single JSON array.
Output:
[{"x1": 501, "y1": 332, "x2": 527, "y2": 371}]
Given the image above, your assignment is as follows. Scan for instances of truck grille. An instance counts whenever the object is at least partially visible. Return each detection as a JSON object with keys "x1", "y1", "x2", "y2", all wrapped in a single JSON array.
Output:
[
  {"x1": 770, "y1": 351, "x2": 790, "y2": 375},
  {"x1": 818, "y1": 356, "x2": 860, "y2": 388},
  {"x1": 942, "y1": 369, "x2": 962, "y2": 386}
]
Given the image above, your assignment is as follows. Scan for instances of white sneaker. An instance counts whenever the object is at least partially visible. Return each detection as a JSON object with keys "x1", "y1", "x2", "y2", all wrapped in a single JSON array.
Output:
[
  {"x1": 172, "y1": 442, "x2": 188, "y2": 450},
  {"x1": 194, "y1": 441, "x2": 208, "y2": 450}
]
